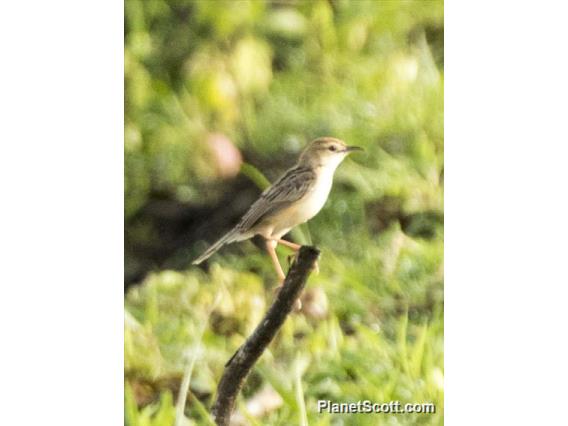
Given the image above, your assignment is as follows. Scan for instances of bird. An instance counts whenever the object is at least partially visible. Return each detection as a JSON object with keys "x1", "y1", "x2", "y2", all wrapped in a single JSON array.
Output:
[{"x1": 192, "y1": 136, "x2": 363, "y2": 284}]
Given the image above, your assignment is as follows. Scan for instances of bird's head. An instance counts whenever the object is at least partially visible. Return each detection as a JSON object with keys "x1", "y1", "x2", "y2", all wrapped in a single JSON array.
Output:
[{"x1": 298, "y1": 137, "x2": 363, "y2": 170}]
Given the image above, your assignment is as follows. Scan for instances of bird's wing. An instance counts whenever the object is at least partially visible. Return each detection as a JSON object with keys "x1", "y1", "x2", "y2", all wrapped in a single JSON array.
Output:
[{"x1": 236, "y1": 165, "x2": 316, "y2": 232}]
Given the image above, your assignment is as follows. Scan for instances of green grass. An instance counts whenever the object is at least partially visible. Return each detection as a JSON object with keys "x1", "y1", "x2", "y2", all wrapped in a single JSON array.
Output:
[{"x1": 125, "y1": 218, "x2": 443, "y2": 425}]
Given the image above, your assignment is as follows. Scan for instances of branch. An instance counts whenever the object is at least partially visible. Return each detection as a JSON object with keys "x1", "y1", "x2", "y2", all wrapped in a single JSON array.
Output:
[{"x1": 211, "y1": 246, "x2": 321, "y2": 426}]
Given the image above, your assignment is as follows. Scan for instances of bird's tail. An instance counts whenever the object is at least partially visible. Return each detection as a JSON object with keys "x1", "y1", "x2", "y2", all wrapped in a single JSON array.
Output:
[{"x1": 192, "y1": 228, "x2": 240, "y2": 265}]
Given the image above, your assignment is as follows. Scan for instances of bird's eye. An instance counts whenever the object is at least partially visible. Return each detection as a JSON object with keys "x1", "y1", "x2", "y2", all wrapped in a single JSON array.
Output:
[{"x1": 328, "y1": 145, "x2": 337, "y2": 152}]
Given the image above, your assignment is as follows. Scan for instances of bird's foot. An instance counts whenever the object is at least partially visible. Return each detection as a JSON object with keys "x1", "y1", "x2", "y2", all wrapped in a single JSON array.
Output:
[
  {"x1": 287, "y1": 253, "x2": 318, "y2": 275},
  {"x1": 286, "y1": 254, "x2": 296, "y2": 269}
]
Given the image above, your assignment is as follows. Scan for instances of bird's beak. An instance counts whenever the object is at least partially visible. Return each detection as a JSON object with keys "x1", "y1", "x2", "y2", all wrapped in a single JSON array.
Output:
[{"x1": 344, "y1": 145, "x2": 364, "y2": 153}]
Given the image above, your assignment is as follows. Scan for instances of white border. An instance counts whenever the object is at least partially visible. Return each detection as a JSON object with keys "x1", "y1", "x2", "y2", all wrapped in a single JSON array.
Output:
[
  {"x1": 446, "y1": 1, "x2": 568, "y2": 424},
  {"x1": 0, "y1": 1, "x2": 123, "y2": 424}
]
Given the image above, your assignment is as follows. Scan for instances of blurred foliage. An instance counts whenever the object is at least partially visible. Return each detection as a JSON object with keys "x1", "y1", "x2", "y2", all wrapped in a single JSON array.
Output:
[{"x1": 125, "y1": 0, "x2": 443, "y2": 425}]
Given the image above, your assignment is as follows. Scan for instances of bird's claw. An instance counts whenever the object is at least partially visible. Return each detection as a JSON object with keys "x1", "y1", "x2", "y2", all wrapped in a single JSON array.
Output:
[
  {"x1": 286, "y1": 254, "x2": 297, "y2": 269},
  {"x1": 287, "y1": 252, "x2": 319, "y2": 276}
]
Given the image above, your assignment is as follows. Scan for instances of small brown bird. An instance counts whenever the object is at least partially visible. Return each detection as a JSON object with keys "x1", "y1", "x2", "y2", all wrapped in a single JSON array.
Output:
[{"x1": 193, "y1": 137, "x2": 363, "y2": 282}]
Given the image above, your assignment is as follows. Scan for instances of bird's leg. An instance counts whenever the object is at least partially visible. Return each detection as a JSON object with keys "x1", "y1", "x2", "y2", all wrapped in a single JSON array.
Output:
[
  {"x1": 266, "y1": 239, "x2": 286, "y2": 282},
  {"x1": 277, "y1": 238, "x2": 319, "y2": 274},
  {"x1": 266, "y1": 239, "x2": 302, "y2": 310},
  {"x1": 275, "y1": 239, "x2": 305, "y2": 271},
  {"x1": 277, "y1": 239, "x2": 302, "y2": 251}
]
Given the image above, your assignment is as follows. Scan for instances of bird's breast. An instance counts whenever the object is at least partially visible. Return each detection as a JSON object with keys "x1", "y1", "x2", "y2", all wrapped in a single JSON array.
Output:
[
  {"x1": 299, "y1": 174, "x2": 333, "y2": 220},
  {"x1": 272, "y1": 171, "x2": 334, "y2": 234}
]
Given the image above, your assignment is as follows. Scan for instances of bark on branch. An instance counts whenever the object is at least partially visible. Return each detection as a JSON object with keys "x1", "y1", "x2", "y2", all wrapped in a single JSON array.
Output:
[{"x1": 211, "y1": 246, "x2": 321, "y2": 426}]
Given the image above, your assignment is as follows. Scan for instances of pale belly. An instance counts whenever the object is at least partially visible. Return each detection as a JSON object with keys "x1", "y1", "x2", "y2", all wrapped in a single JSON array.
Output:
[{"x1": 260, "y1": 174, "x2": 333, "y2": 239}]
